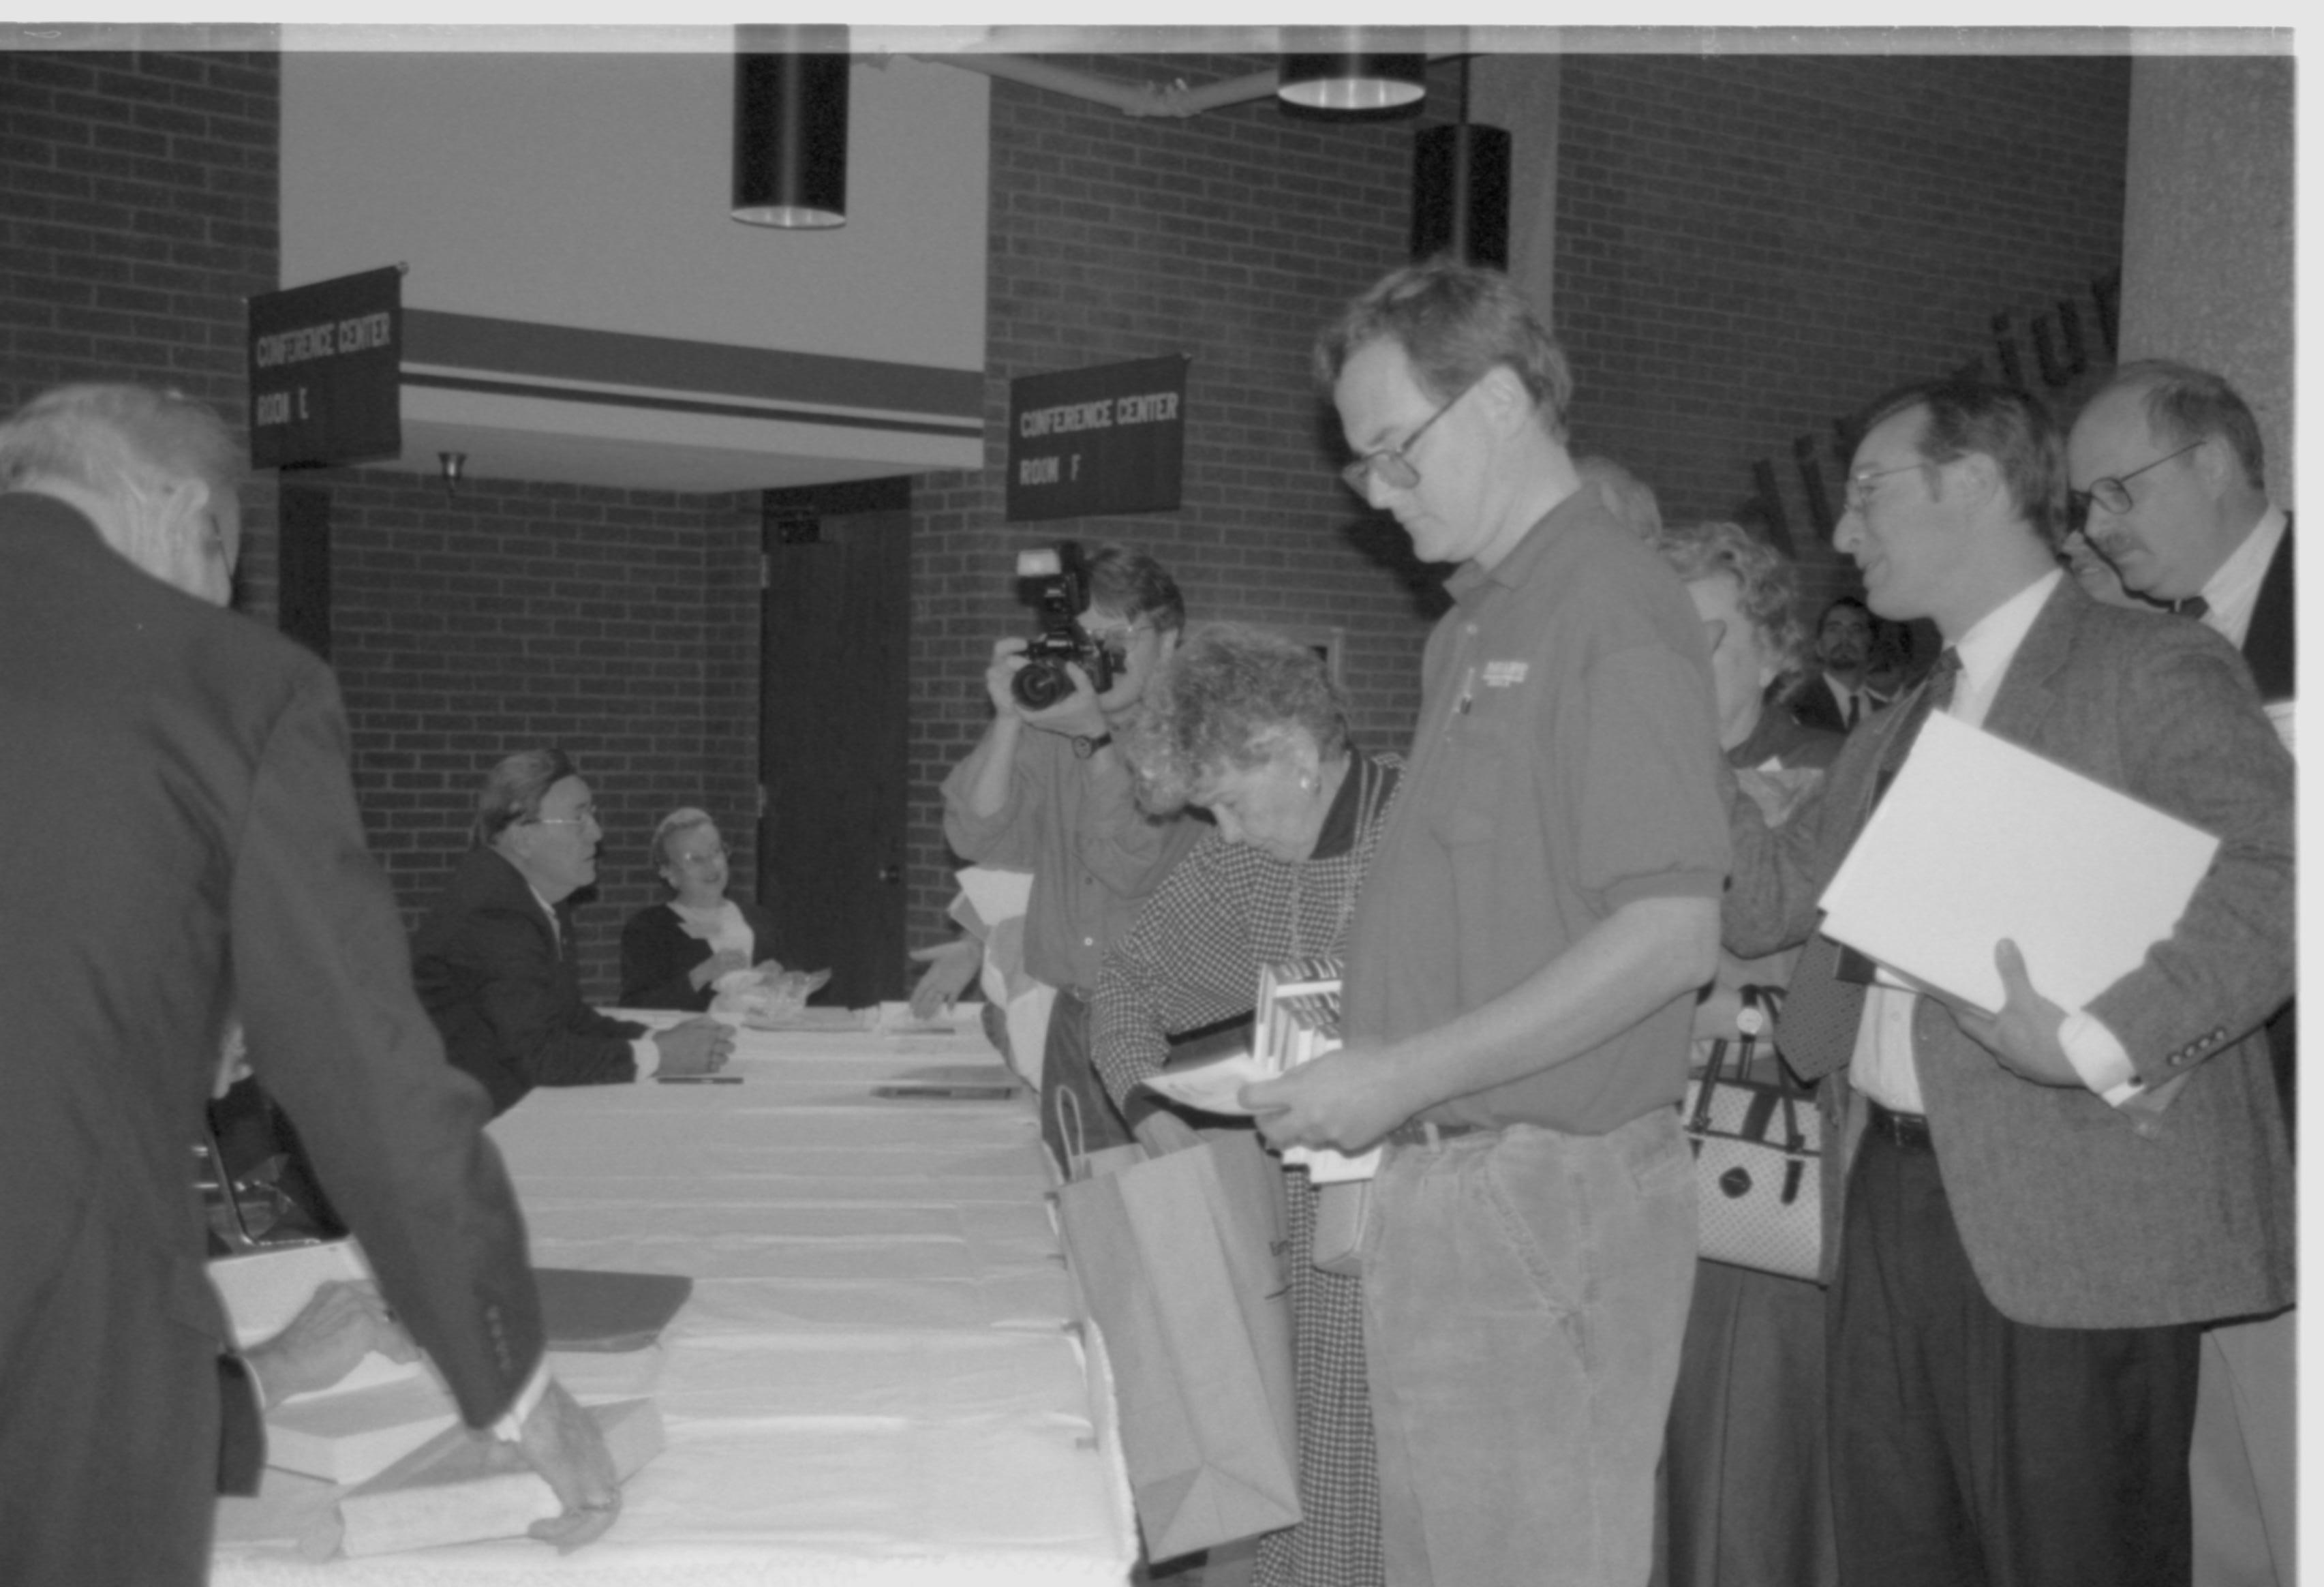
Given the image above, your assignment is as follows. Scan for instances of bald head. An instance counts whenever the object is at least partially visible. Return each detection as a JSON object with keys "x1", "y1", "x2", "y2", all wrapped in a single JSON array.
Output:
[
  {"x1": 0, "y1": 382, "x2": 243, "y2": 604},
  {"x1": 2066, "y1": 363, "x2": 2269, "y2": 603}
]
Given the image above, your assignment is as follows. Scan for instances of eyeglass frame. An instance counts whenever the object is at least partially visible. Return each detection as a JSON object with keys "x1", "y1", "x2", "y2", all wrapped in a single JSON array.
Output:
[
  {"x1": 1840, "y1": 459, "x2": 1935, "y2": 519},
  {"x1": 1340, "y1": 378, "x2": 1478, "y2": 496},
  {"x1": 528, "y1": 804, "x2": 599, "y2": 829},
  {"x1": 2068, "y1": 439, "x2": 2203, "y2": 528},
  {"x1": 667, "y1": 843, "x2": 730, "y2": 868}
]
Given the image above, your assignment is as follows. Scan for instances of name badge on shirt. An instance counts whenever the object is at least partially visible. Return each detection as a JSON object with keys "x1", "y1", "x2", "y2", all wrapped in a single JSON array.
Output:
[{"x1": 1482, "y1": 661, "x2": 1528, "y2": 688}]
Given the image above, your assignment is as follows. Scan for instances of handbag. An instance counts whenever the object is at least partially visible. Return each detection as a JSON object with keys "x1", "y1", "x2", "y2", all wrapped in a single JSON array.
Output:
[
  {"x1": 1054, "y1": 1129, "x2": 1301, "y2": 1561},
  {"x1": 1683, "y1": 986, "x2": 1821, "y2": 1281}
]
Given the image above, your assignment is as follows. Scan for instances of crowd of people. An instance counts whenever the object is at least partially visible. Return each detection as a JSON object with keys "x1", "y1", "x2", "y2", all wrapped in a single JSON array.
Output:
[
  {"x1": 966, "y1": 266, "x2": 2293, "y2": 1587},
  {"x1": 0, "y1": 254, "x2": 2294, "y2": 1587}
]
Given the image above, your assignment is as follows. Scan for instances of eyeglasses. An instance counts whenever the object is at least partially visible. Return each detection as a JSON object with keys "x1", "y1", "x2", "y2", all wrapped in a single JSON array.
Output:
[
  {"x1": 2069, "y1": 440, "x2": 2201, "y2": 528},
  {"x1": 1341, "y1": 380, "x2": 1476, "y2": 496},
  {"x1": 1841, "y1": 460, "x2": 1931, "y2": 519},
  {"x1": 671, "y1": 845, "x2": 729, "y2": 868},
  {"x1": 531, "y1": 804, "x2": 598, "y2": 828}
]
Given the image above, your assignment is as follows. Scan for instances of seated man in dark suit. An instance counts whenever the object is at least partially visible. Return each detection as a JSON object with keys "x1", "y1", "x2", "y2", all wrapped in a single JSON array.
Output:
[
  {"x1": 1788, "y1": 596, "x2": 1889, "y2": 732},
  {"x1": 1, "y1": 383, "x2": 618, "y2": 1586},
  {"x1": 412, "y1": 749, "x2": 732, "y2": 1115},
  {"x1": 2069, "y1": 359, "x2": 2296, "y2": 1587}
]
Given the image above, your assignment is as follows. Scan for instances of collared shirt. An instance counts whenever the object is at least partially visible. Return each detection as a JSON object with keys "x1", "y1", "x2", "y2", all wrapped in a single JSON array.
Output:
[
  {"x1": 1850, "y1": 570, "x2": 2140, "y2": 1111},
  {"x1": 942, "y1": 719, "x2": 1204, "y2": 993},
  {"x1": 1341, "y1": 491, "x2": 1729, "y2": 1135},
  {"x1": 2198, "y1": 504, "x2": 2288, "y2": 652},
  {"x1": 1818, "y1": 672, "x2": 1883, "y2": 729}
]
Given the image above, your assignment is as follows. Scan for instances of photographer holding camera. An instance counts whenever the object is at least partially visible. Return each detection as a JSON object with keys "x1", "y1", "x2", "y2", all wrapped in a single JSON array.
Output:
[{"x1": 943, "y1": 543, "x2": 1204, "y2": 1171}]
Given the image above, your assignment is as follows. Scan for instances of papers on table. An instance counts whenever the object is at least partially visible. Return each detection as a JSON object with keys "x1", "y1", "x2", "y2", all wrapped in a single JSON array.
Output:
[{"x1": 1818, "y1": 711, "x2": 2220, "y2": 1015}]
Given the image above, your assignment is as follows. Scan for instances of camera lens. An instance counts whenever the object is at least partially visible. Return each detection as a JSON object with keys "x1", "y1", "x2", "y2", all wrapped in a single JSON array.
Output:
[{"x1": 1011, "y1": 659, "x2": 1071, "y2": 711}]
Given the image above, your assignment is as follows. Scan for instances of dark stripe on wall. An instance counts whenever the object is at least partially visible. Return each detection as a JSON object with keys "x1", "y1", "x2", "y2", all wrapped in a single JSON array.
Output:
[
  {"x1": 401, "y1": 371, "x2": 983, "y2": 440},
  {"x1": 403, "y1": 308, "x2": 984, "y2": 423}
]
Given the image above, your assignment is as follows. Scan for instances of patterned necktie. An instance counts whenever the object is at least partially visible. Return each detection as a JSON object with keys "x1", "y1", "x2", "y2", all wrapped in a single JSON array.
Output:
[{"x1": 1773, "y1": 648, "x2": 1961, "y2": 1077}]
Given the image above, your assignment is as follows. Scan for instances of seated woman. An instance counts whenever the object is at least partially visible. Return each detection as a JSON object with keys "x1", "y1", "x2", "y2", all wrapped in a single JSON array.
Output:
[
  {"x1": 1094, "y1": 622, "x2": 1402, "y2": 1587},
  {"x1": 411, "y1": 750, "x2": 729, "y2": 1115},
  {"x1": 1649, "y1": 520, "x2": 1840, "y2": 1587},
  {"x1": 620, "y1": 808, "x2": 782, "y2": 1011}
]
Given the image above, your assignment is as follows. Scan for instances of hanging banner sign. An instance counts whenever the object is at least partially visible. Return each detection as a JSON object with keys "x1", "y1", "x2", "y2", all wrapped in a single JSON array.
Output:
[
  {"x1": 247, "y1": 265, "x2": 403, "y2": 470},
  {"x1": 1006, "y1": 354, "x2": 1187, "y2": 522}
]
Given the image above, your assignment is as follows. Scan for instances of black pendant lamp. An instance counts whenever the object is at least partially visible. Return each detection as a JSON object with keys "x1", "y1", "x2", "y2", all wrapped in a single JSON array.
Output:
[
  {"x1": 1277, "y1": 31, "x2": 1427, "y2": 112},
  {"x1": 1411, "y1": 59, "x2": 1510, "y2": 268},
  {"x1": 733, "y1": 24, "x2": 849, "y2": 229}
]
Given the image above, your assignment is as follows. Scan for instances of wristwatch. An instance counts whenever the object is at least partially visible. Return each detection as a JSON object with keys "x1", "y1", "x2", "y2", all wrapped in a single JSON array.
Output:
[
  {"x1": 1071, "y1": 732, "x2": 1113, "y2": 759},
  {"x1": 1736, "y1": 984, "x2": 1770, "y2": 1039}
]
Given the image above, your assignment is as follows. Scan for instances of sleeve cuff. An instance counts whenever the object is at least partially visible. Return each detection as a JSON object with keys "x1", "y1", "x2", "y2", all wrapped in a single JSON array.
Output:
[
  {"x1": 632, "y1": 1035, "x2": 660, "y2": 1081},
  {"x1": 491, "y1": 1359, "x2": 554, "y2": 1441},
  {"x1": 2058, "y1": 1011, "x2": 2146, "y2": 1106}
]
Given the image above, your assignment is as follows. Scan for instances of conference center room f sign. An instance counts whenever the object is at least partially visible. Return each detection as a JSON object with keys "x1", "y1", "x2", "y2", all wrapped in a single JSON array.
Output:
[
  {"x1": 1007, "y1": 354, "x2": 1189, "y2": 522},
  {"x1": 247, "y1": 264, "x2": 404, "y2": 471}
]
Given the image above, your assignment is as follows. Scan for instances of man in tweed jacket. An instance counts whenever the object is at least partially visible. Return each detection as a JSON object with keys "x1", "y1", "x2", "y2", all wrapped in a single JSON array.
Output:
[{"x1": 1726, "y1": 378, "x2": 2293, "y2": 1587}]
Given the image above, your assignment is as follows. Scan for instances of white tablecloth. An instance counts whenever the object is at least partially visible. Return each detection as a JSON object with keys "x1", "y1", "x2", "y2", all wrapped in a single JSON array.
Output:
[{"x1": 213, "y1": 1018, "x2": 1135, "y2": 1586}]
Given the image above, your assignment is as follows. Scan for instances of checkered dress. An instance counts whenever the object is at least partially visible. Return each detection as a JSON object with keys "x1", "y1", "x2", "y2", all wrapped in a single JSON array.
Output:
[{"x1": 1092, "y1": 751, "x2": 1401, "y2": 1587}]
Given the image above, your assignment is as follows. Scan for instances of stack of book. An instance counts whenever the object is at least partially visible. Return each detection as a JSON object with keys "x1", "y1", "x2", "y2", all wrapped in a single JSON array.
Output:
[{"x1": 1253, "y1": 957, "x2": 1379, "y2": 1184}]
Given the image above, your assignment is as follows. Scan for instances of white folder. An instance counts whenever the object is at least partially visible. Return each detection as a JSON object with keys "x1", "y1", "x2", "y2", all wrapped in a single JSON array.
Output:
[{"x1": 1817, "y1": 711, "x2": 2219, "y2": 1015}]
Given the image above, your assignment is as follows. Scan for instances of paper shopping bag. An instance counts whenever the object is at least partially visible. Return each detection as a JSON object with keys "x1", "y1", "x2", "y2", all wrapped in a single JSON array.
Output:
[{"x1": 1056, "y1": 1134, "x2": 1300, "y2": 1560}]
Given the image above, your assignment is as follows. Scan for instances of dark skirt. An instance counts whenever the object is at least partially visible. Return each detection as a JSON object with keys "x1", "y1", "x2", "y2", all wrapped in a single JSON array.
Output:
[{"x1": 1655, "y1": 1256, "x2": 1838, "y2": 1587}]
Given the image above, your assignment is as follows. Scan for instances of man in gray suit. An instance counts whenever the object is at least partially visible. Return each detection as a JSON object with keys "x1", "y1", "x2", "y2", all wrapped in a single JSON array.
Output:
[
  {"x1": 1726, "y1": 378, "x2": 2293, "y2": 1587},
  {"x1": 0, "y1": 384, "x2": 618, "y2": 1584}
]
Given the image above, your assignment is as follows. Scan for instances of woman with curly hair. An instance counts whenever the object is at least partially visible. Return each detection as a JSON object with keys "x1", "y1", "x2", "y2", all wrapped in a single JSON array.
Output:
[
  {"x1": 1092, "y1": 622, "x2": 1402, "y2": 1587},
  {"x1": 1650, "y1": 520, "x2": 1840, "y2": 1587}
]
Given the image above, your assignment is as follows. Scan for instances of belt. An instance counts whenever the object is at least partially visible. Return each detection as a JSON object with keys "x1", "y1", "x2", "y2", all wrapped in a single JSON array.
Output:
[
  {"x1": 1864, "y1": 1101, "x2": 1933, "y2": 1149},
  {"x1": 1385, "y1": 1119, "x2": 1493, "y2": 1149}
]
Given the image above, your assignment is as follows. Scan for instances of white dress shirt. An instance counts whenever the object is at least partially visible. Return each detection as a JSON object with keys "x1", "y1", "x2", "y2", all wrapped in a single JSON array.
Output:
[{"x1": 1849, "y1": 571, "x2": 2143, "y2": 1113}]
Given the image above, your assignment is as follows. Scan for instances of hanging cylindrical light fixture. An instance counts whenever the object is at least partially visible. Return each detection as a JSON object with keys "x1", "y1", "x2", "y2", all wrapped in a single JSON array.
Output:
[
  {"x1": 1411, "y1": 60, "x2": 1510, "y2": 268},
  {"x1": 733, "y1": 24, "x2": 849, "y2": 229},
  {"x1": 1277, "y1": 29, "x2": 1426, "y2": 112}
]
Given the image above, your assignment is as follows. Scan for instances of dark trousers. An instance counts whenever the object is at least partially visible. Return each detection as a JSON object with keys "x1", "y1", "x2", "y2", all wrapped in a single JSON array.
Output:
[
  {"x1": 0, "y1": 1210, "x2": 221, "y2": 1587},
  {"x1": 1828, "y1": 1125, "x2": 2201, "y2": 1587}
]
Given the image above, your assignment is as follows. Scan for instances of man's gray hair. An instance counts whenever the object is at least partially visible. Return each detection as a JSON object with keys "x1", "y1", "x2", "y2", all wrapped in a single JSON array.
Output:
[
  {"x1": 474, "y1": 747, "x2": 580, "y2": 848},
  {"x1": 1314, "y1": 258, "x2": 1574, "y2": 441},
  {"x1": 2096, "y1": 359, "x2": 2267, "y2": 494},
  {"x1": 0, "y1": 382, "x2": 239, "y2": 504}
]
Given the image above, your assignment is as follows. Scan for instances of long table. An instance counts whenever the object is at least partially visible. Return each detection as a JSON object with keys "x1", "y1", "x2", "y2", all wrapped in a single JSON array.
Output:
[{"x1": 213, "y1": 1012, "x2": 1135, "y2": 1586}]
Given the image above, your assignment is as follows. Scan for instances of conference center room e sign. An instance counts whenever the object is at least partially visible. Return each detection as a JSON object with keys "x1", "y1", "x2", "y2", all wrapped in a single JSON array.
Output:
[
  {"x1": 247, "y1": 265, "x2": 403, "y2": 471},
  {"x1": 1007, "y1": 354, "x2": 1188, "y2": 522}
]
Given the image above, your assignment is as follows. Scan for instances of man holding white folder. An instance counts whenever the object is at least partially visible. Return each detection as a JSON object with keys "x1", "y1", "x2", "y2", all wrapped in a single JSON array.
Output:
[{"x1": 1724, "y1": 378, "x2": 2293, "y2": 1587}]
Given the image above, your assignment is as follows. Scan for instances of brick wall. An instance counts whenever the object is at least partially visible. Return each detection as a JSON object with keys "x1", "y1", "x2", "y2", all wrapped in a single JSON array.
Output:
[
  {"x1": 901, "y1": 56, "x2": 1437, "y2": 941},
  {"x1": 1553, "y1": 53, "x2": 2131, "y2": 622},
  {"x1": 0, "y1": 47, "x2": 281, "y2": 607},
  {"x1": 311, "y1": 469, "x2": 762, "y2": 991},
  {"x1": 3, "y1": 48, "x2": 763, "y2": 1001},
  {"x1": 5, "y1": 46, "x2": 2139, "y2": 995}
]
